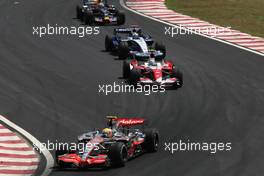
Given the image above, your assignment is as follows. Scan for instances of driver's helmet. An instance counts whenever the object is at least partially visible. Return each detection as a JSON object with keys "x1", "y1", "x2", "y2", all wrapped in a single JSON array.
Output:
[
  {"x1": 150, "y1": 50, "x2": 155, "y2": 58},
  {"x1": 83, "y1": 0, "x2": 89, "y2": 5},
  {"x1": 95, "y1": 0, "x2": 103, "y2": 5},
  {"x1": 132, "y1": 32, "x2": 139, "y2": 38},
  {"x1": 102, "y1": 128, "x2": 113, "y2": 138},
  {"x1": 148, "y1": 50, "x2": 156, "y2": 65},
  {"x1": 149, "y1": 58, "x2": 156, "y2": 66}
]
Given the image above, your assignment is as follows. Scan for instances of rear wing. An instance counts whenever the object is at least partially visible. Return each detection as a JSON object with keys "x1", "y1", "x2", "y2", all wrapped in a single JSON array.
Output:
[
  {"x1": 106, "y1": 116, "x2": 145, "y2": 127},
  {"x1": 115, "y1": 118, "x2": 145, "y2": 126},
  {"x1": 114, "y1": 27, "x2": 142, "y2": 35},
  {"x1": 83, "y1": 0, "x2": 109, "y2": 6},
  {"x1": 83, "y1": 0, "x2": 97, "y2": 5}
]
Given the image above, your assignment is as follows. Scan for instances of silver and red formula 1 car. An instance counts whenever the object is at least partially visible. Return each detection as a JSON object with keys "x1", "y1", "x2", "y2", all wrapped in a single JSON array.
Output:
[
  {"x1": 123, "y1": 52, "x2": 183, "y2": 89},
  {"x1": 55, "y1": 116, "x2": 159, "y2": 169}
]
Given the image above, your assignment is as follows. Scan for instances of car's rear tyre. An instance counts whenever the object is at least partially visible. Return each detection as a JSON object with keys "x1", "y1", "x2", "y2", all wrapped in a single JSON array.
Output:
[
  {"x1": 108, "y1": 142, "x2": 127, "y2": 167},
  {"x1": 117, "y1": 11, "x2": 125, "y2": 25},
  {"x1": 118, "y1": 42, "x2": 129, "y2": 60},
  {"x1": 123, "y1": 59, "x2": 132, "y2": 78},
  {"x1": 55, "y1": 149, "x2": 71, "y2": 168},
  {"x1": 57, "y1": 160, "x2": 72, "y2": 168},
  {"x1": 172, "y1": 68, "x2": 183, "y2": 88},
  {"x1": 142, "y1": 128, "x2": 159, "y2": 153},
  {"x1": 84, "y1": 12, "x2": 94, "y2": 25},
  {"x1": 129, "y1": 68, "x2": 142, "y2": 86},
  {"x1": 105, "y1": 35, "x2": 113, "y2": 51},
  {"x1": 155, "y1": 42, "x2": 166, "y2": 58},
  {"x1": 55, "y1": 149, "x2": 67, "y2": 162},
  {"x1": 76, "y1": 6, "x2": 83, "y2": 20}
]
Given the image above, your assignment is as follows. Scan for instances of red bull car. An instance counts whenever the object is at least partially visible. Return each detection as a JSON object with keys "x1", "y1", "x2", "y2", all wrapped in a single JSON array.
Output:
[
  {"x1": 123, "y1": 54, "x2": 183, "y2": 89},
  {"x1": 55, "y1": 116, "x2": 159, "y2": 169},
  {"x1": 76, "y1": 0, "x2": 125, "y2": 25}
]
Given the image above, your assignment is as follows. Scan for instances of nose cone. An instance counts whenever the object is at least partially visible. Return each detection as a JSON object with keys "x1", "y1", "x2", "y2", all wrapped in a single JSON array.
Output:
[{"x1": 152, "y1": 69, "x2": 162, "y2": 81}]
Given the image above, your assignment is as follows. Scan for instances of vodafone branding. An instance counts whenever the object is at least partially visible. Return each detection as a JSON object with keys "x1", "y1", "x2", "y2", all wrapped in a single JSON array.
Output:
[{"x1": 118, "y1": 119, "x2": 145, "y2": 125}]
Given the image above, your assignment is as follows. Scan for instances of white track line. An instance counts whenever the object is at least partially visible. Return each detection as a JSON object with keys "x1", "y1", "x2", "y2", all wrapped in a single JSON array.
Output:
[
  {"x1": 0, "y1": 129, "x2": 12, "y2": 133},
  {"x1": 127, "y1": 2, "x2": 163, "y2": 4},
  {"x1": 0, "y1": 173, "x2": 34, "y2": 176},
  {"x1": 250, "y1": 46, "x2": 264, "y2": 50},
  {"x1": 0, "y1": 136, "x2": 20, "y2": 141},
  {"x1": 0, "y1": 143, "x2": 29, "y2": 148},
  {"x1": 148, "y1": 14, "x2": 182, "y2": 18},
  {"x1": 0, "y1": 115, "x2": 54, "y2": 176},
  {"x1": 241, "y1": 43, "x2": 264, "y2": 47},
  {"x1": 121, "y1": 0, "x2": 264, "y2": 56},
  {"x1": 0, "y1": 166, "x2": 38, "y2": 170},
  {"x1": 127, "y1": 4, "x2": 164, "y2": 7},
  {"x1": 137, "y1": 9, "x2": 173, "y2": 13},
  {"x1": 0, "y1": 149, "x2": 36, "y2": 155},
  {"x1": 0, "y1": 157, "x2": 39, "y2": 162}
]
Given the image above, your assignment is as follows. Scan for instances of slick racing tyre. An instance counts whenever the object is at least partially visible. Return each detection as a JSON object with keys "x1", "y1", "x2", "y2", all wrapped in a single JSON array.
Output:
[
  {"x1": 105, "y1": 35, "x2": 113, "y2": 51},
  {"x1": 129, "y1": 68, "x2": 142, "y2": 86},
  {"x1": 123, "y1": 59, "x2": 132, "y2": 78},
  {"x1": 172, "y1": 68, "x2": 183, "y2": 88},
  {"x1": 84, "y1": 12, "x2": 94, "y2": 25},
  {"x1": 55, "y1": 149, "x2": 68, "y2": 163},
  {"x1": 109, "y1": 142, "x2": 128, "y2": 167},
  {"x1": 117, "y1": 11, "x2": 126, "y2": 25},
  {"x1": 76, "y1": 5, "x2": 83, "y2": 20},
  {"x1": 57, "y1": 161, "x2": 72, "y2": 168},
  {"x1": 142, "y1": 128, "x2": 159, "y2": 153},
  {"x1": 155, "y1": 42, "x2": 166, "y2": 58},
  {"x1": 55, "y1": 149, "x2": 72, "y2": 168},
  {"x1": 118, "y1": 42, "x2": 129, "y2": 60}
]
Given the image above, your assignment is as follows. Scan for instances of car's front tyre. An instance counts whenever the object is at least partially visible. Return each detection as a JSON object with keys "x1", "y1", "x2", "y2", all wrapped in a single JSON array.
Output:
[
  {"x1": 172, "y1": 67, "x2": 183, "y2": 88},
  {"x1": 108, "y1": 142, "x2": 127, "y2": 167},
  {"x1": 76, "y1": 6, "x2": 83, "y2": 20},
  {"x1": 117, "y1": 11, "x2": 126, "y2": 25},
  {"x1": 84, "y1": 12, "x2": 94, "y2": 25},
  {"x1": 105, "y1": 35, "x2": 113, "y2": 51},
  {"x1": 129, "y1": 68, "x2": 142, "y2": 86},
  {"x1": 123, "y1": 59, "x2": 132, "y2": 78},
  {"x1": 118, "y1": 42, "x2": 129, "y2": 60},
  {"x1": 142, "y1": 128, "x2": 159, "y2": 152}
]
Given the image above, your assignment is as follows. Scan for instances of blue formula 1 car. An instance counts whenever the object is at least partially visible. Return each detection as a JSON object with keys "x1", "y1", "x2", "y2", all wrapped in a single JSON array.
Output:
[{"x1": 105, "y1": 26, "x2": 166, "y2": 60}]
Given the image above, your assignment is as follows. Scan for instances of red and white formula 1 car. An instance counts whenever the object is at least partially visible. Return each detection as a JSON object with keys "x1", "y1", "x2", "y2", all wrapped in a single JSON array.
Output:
[
  {"x1": 123, "y1": 52, "x2": 183, "y2": 89},
  {"x1": 55, "y1": 116, "x2": 159, "y2": 169}
]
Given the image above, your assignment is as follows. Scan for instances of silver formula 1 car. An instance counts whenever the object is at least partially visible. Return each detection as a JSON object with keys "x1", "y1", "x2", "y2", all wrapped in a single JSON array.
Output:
[{"x1": 55, "y1": 116, "x2": 159, "y2": 169}]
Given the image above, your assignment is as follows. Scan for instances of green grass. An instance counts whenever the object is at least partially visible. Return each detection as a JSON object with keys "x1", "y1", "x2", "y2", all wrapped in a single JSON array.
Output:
[{"x1": 165, "y1": 0, "x2": 264, "y2": 38}]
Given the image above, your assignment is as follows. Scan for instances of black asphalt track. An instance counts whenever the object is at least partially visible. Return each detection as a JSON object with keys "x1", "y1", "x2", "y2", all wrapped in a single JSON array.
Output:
[{"x1": 0, "y1": 0, "x2": 263, "y2": 175}]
